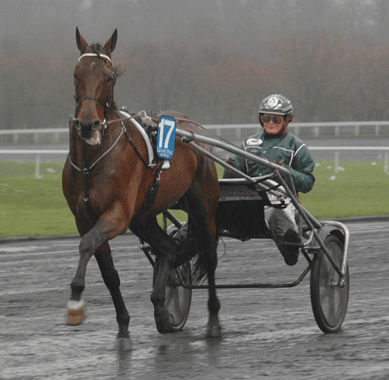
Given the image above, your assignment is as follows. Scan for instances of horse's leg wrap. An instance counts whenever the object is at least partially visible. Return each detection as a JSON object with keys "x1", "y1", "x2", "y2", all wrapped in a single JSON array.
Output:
[{"x1": 67, "y1": 299, "x2": 86, "y2": 325}]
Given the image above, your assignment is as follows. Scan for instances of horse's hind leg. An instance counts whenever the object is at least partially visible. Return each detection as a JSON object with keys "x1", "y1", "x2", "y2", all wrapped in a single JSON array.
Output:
[
  {"x1": 198, "y1": 218, "x2": 221, "y2": 338},
  {"x1": 132, "y1": 218, "x2": 177, "y2": 333},
  {"x1": 181, "y1": 191, "x2": 221, "y2": 338},
  {"x1": 151, "y1": 254, "x2": 175, "y2": 333},
  {"x1": 204, "y1": 242, "x2": 221, "y2": 338}
]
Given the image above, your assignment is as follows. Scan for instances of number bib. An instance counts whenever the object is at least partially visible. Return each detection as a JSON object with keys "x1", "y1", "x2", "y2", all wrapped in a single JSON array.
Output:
[{"x1": 157, "y1": 116, "x2": 176, "y2": 160}]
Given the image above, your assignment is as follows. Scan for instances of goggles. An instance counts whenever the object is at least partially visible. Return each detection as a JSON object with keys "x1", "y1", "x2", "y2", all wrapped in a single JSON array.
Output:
[{"x1": 261, "y1": 115, "x2": 283, "y2": 124}]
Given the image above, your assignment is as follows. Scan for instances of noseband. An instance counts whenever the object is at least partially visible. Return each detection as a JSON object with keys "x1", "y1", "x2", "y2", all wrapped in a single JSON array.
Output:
[{"x1": 74, "y1": 53, "x2": 116, "y2": 124}]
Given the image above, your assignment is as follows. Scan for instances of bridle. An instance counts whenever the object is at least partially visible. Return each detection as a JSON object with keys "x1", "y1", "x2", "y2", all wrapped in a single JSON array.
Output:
[
  {"x1": 69, "y1": 49, "x2": 169, "y2": 223},
  {"x1": 70, "y1": 52, "x2": 151, "y2": 202},
  {"x1": 74, "y1": 52, "x2": 116, "y2": 126}
]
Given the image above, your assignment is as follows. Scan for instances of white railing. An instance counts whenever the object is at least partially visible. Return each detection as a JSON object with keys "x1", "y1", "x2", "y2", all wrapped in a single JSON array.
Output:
[
  {"x1": 1, "y1": 121, "x2": 389, "y2": 143},
  {"x1": 0, "y1": 149, "x2": 68, "y2": 178},
  {"x1": 206, "y1": 121, "x2": 389, "y2": 139},
  {"x1": 311, "y1": 146, "x2": 389, "y2": 174},
  {"x1": 1, "y1": 147, "x2": 388, "y2": 178},
  {"x1": 0, "y1": 128, "x2": 67, "y2": 144}
]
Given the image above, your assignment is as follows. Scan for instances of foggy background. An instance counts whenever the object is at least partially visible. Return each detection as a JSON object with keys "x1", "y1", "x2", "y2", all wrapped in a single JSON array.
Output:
[{"x1": 1, "y1": 0, "x2": 389, "y2": 129}]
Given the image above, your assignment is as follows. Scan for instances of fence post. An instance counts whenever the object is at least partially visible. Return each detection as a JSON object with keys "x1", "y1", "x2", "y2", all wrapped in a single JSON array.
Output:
[
  {"x1": 35, "y1": 154, "x2": 42, "y2": 179},
  {"x1": 236, "y1": 128, "x2": 241, "y2": 140}
]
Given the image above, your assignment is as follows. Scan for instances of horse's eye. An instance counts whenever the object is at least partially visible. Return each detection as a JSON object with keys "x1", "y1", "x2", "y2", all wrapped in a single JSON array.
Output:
[
  {"x1": 107, "y1": 73, "x2": 116, "y2": 84},
  {"x1": 74, "y1": 74, "x2": 79, "y2": 84}
]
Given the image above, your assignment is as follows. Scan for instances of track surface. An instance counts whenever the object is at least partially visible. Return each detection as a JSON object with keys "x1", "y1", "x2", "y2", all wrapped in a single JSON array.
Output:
[{"x1": 1, "y1": 220, "x2": 388, "y2": 379}]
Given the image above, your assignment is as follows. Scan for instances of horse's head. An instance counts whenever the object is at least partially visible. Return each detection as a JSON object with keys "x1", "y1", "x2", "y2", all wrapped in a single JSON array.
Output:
[{"x1": 73, "y1": 27, "x2": 119, "y2": 146}]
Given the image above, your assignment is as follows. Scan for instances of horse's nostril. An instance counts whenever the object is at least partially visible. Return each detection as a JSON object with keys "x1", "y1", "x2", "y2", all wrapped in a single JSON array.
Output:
[
  {"x1": 92, "y1": 120, "x2": 101, "y2": 131},
  {"x1": 74, "y1": 120, "x2": 81, "y2": 131}
]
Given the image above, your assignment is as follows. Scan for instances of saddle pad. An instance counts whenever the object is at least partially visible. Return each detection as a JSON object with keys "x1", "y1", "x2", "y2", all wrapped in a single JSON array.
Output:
[{"x1": 119, "y1": 110, "x2": 154, "y2": 165}]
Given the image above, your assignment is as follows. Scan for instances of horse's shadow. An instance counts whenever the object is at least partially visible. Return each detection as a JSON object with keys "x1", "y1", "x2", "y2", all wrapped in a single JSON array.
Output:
[{"x1": 115, "y1": 332, "x2": 223, "y2": 378}]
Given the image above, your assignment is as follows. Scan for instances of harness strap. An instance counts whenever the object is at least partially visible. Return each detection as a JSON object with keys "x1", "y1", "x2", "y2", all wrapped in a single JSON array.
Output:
[
  {"x1": 131, "y1": 162, "x2": 163, "y2": 224},
  {"x1": 123, "y1": 127, "x2": 149, "y2": 168},
  {"x1": 118, "y1": 110, "x2": 154, "y2": 165},
  {"x1": 76, "y1": 96, "x2": 108, "y2": 110},
  {"x1": 80, "y1": 168, "x2": 100, "y2": 221}
]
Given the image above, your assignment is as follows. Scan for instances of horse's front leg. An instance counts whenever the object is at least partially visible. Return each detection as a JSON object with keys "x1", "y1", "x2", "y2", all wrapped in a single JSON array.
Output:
[
  {"x1": 67, "y1": 211, "x2": 129, "y2": 331},
  {"x1": 67, "y1": 221, "x2": 97, "y2": 326}
]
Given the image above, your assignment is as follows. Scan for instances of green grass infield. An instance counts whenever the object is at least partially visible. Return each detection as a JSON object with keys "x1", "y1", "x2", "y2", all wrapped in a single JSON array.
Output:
[{"x1": 0, "y1": 160, "x2": 388, "y2": 238}]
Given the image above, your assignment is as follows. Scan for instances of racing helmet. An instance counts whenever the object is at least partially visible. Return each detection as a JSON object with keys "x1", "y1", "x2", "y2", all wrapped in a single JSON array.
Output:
[{"x1": 258, "y1": 94, "x2": 293, "y2": 126}]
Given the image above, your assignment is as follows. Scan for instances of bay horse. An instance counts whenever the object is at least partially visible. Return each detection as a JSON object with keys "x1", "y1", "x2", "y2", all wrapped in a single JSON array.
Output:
[{"x1": 62, "y1": 28, "x2": 221, "y2": 348}]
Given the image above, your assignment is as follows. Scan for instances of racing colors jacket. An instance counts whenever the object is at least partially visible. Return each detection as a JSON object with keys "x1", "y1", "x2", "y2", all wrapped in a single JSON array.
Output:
[{"x1": 223, "y1": 131, "x2": 315, "y2": 193}]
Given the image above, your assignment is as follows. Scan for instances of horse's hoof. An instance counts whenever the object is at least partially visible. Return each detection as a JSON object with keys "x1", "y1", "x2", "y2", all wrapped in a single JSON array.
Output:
[
  {"x1": 115, "y1": 338, "x2": 132, "y2": 351},
  {"x1": 206, "y1": 326, "x2": 222, "y2": 338},
  {"x1": 206, "y1": 315, "x2": 222, "y2": 338},
  {"x1": 67, "y1": 300, "x2": 86, "y2": 325},
  {"x1": 155, "y1": 312, "x2": 174, "y2": 334}
]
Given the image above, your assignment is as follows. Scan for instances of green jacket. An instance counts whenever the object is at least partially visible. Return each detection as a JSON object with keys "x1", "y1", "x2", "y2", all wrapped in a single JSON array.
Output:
[{"x1": 223, "y1": 131, "x2": 315, "y2": 193}]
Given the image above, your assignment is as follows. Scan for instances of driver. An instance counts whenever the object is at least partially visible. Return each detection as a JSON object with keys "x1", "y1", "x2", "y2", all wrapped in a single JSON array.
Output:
[{"x1": 223, "y1": 94, "x2": 315, "y2": 265}]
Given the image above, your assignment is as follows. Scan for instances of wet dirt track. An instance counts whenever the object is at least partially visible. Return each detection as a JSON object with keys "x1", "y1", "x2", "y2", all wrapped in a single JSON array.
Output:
[{"x1": 1, "y1": 219, "x2": 389, "y2": 380}]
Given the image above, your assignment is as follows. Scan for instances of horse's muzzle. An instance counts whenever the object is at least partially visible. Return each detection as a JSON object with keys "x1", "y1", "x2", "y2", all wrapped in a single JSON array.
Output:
[{"x1": 74, "y1": 119, "x2": 103, "y2": 145}]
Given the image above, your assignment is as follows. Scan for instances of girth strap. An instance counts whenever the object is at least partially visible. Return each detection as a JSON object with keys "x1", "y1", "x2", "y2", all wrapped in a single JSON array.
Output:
[
  {"x1": 80, "y1": 168, "x2": 99, "y2": 221},
  {"x1": 131, "y1": 162, "x2": 164, "y2": 225}
]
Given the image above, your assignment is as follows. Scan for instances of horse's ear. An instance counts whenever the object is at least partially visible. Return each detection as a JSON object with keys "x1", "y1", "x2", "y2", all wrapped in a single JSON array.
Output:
[
  {"x1": 104, "y1": 29, "x2": 118, "y2": 53},
  {"x1": 76, "y1": 27, "x2": 89, "y2": 53}
]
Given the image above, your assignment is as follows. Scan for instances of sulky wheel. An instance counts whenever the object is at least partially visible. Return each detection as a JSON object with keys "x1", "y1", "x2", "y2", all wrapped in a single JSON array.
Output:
[
  {"x1": 310, "y1": 234, "x2": 349, "y2": 333},
  {"x1": 153, "y1": 258, "x2": 192, "y2": 332}
]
